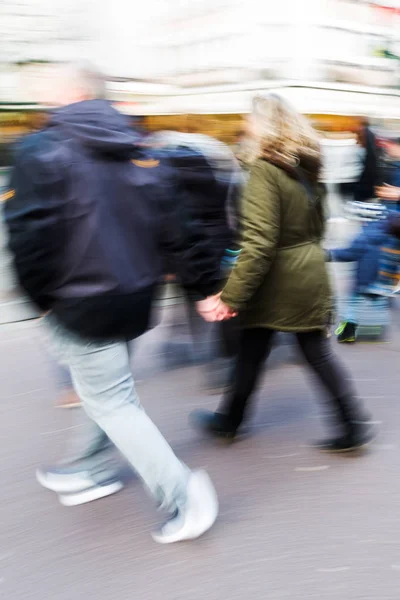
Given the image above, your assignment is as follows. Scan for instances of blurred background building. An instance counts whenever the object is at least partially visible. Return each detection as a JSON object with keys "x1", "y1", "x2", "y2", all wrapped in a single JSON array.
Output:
[
  {"x1": 0, "y1": 0, "x2": 399, "y2": 158},
  {"x1": 1, "y1": 0, "x2": 400, "y2": 190},
  {"x1": 1, "y1": 0, "x2": 399, "y2": 109},
  {"x1": 90, "y1": 0, "x2": 400, "y2": 119},
  {"x1": 0, "y1": 0, "x2": 399, "y2": 320}
]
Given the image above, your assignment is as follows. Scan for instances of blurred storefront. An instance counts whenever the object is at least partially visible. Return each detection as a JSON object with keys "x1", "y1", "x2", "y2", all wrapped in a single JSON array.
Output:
[
  {"x1": 0, "y1": 107, "x2": 47, "y2": 167},
  {"x1": 1, "y1": 0, "x2": 400, "y2": 322}
]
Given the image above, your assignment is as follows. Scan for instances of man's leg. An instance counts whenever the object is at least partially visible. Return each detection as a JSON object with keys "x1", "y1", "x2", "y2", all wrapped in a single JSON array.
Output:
[
  {"x1": 57, "y1": 408, "x2": 114, "y2": 466},
  {"x1": 52, "y1": 362, "x2": 81, "y2": 408},
  {"x1": 38, "y1": 345, "x2": 116, "y2": 490},
  {"x1": 37, "y1": 408, "x2": 121, "y2": 503},
  {"x1": 67, "y1": 340, "x2": 190, "y2": 513},
  {"x1": 41, "y1": 317, "x2": 218, "y2": 542},
  {"x1": 42, "y1": 342, "x2": 81, "y2": 408}
]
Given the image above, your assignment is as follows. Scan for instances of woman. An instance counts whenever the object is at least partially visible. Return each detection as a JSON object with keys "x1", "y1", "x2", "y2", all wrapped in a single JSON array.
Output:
[{"x1": 193, "y1": 94, "x2": 374, "y2": 452}]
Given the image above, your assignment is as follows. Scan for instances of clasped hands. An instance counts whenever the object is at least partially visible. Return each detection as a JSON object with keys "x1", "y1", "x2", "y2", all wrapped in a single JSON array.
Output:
[{"x1": 196, "y1": 293, "x2": 237, "y2": 322}]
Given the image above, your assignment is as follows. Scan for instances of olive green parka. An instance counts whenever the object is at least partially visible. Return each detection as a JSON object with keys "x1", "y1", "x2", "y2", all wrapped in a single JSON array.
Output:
[{"x1": 221, "y1": 159, "x2": 332, "y2": 331}]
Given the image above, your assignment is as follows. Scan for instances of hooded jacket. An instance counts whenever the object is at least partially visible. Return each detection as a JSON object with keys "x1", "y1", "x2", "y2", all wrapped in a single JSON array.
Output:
[
  {"x1": 4, "y1": 100, "x2": 223, "y2": 340},
  {"x1": 220, "y1": 159, "x2": 333, "y2": 332}
]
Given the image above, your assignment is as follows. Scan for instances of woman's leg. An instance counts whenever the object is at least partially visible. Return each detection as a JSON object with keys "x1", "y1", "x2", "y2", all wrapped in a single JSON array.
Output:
[
  {"x1": 192, "y1": 328, "x2": 275, "y2": 436},
  {"x1": 295, "y1": 330, "x2": 374, "y2": 450},
  {"x1": 218, "y1": 317, "x2": 241, "y2": 359},
  {"x1": 219, "y1": 328, "x2": 275, "y2": 429}
]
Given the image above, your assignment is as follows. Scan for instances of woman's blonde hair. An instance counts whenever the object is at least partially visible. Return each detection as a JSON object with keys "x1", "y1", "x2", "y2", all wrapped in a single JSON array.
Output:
[{"x1": 243, "y1": 94, "x2": 322, "y2": 181}]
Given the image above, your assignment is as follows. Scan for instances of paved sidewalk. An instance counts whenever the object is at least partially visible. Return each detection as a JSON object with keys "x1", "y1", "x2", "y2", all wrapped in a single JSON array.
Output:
[{"x1": 1, "y1": 304, "x2": 400, "y2": 600}]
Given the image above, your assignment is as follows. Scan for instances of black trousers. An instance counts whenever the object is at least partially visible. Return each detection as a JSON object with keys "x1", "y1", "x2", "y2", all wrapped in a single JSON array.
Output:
[{"x1": 219, "y1": 328, "x2": 368, "y2": 431}]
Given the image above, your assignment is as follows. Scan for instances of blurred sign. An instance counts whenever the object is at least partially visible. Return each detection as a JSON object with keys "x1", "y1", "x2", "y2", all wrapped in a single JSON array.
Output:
[{"x1": 370, "y1": 2, "x2": 400, "y2": 16}]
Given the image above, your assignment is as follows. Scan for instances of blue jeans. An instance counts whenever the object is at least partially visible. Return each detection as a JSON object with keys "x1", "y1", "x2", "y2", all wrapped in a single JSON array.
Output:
[{"x1": 43, "y1": 315, "x2": 190, "y2": 513}]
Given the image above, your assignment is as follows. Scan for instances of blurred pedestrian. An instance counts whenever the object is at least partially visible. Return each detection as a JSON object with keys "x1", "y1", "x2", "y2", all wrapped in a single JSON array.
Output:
[
  {"x1": 354, "y1": 120, "x2": 379, "y2": 202},
  {"x1": 150, "y1": 131, "x2": 243, "y2": 391},
  {"x1": 367, "y1": 138, "x2": 400, "y2": 296},
  {"x1": 4, "y1": 62, "x2": 219, "y2": 544},
  {"x1": 327, "y1": 202, "x2": 389, "y2": 343},
  {"x1": 192, "y1": 94, "x2": 374, "y2": 452}
]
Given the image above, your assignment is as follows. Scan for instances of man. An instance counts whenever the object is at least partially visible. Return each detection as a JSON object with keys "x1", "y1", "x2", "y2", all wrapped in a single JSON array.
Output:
[{"x1": 4, "y1": 63, "x2": 219, "y2": 544}]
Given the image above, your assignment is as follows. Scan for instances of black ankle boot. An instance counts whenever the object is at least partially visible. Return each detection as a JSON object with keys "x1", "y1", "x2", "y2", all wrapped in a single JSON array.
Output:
[
  {"x1": 313, "y1": 420, "x2": 376, "y2": 453},
  {"x1": 190, "y1": 410, "x2": 238, "y2": 439}
]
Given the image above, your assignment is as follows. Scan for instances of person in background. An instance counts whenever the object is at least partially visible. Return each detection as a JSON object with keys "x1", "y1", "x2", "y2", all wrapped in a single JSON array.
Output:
[
  {"x1": 150, "y1": 130, "x2": 243, "y2": 391},
  {"x1": 354, "y1": 119, "x2": 379, "y2": 202},
  {"x1": 4, "y1": 62, "x2": 219, "y2": 544},
  {"x1": 367, "y1": 138, "x2": 400, "y2": 296},
  {"x1": 192, "y1": 94, "x2": 374, "y2": 453},
  {"x1": 327, "y1": 202, "x2": 389, "y2": 343}
]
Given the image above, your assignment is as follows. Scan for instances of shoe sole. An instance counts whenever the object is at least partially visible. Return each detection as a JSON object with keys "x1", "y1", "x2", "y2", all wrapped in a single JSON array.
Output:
[
  {"x1": 58, "y1": 481, "x2": 124, "y2": 506},
  {"x1": 316, "y1": 440, "x2": 373, "y2": 453},
  {"x1": 152, "y1": 470, "x2": 218, "y2": 544}
]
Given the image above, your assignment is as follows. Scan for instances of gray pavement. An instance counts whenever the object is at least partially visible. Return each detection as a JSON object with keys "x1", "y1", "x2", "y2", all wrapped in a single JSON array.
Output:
[{"x1": 1, "y1": 299, "x2": 400, "y2": 600}]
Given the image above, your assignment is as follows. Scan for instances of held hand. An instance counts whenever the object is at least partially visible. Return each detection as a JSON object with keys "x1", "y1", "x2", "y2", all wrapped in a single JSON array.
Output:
[
  {"x1": 375, "y1": 185, "x2": 400, "y2": 201},
  {"x1": 196, "y1": 294, "x2": 222, "y2": 322},
  {"x1": 214, "y1": 300, "x2": 238, "y2": 321},
  {"x1": 196, "y1": 295, "x2": 237, "y2": 322}
]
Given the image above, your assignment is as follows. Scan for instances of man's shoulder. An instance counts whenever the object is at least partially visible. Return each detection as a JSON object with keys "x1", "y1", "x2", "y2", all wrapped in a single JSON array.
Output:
[
  {"x1": 16, "y1": 128, "x2": 56, "y2": 153},
  {"x1": 14, "y1": 128, "x2": 67, "y2": 170}
]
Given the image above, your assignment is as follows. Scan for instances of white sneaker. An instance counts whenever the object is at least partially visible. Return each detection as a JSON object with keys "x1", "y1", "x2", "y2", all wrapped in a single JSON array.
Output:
[
  {"x1": 36, "y1": 467, "x2": 123, "y2": 505},
  {"x1": 58, "y1": 480, "x2": 123, "y2": 506},
  {"x1": 36, "y1": 467, "x2": 97, "y2": 493},
  {"x1": 152, "y1": 470, "x2": 218, "y2": 544}
]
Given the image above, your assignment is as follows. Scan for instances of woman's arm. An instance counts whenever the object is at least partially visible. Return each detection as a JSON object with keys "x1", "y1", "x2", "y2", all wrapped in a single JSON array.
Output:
[{"x1": 221, "y1": 161, "x2": 280, "y2": 311}]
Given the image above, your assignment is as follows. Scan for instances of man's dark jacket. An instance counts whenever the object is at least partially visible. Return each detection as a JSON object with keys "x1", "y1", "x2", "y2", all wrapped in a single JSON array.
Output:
[{"x1": 4, "y1": 100, "x2": 227, "y2": 340}]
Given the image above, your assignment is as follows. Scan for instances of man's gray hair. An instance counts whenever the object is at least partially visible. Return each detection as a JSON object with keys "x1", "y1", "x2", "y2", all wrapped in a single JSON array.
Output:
[{"x1": 62, "y1": 61, "x2": 107, "y2": 100}]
